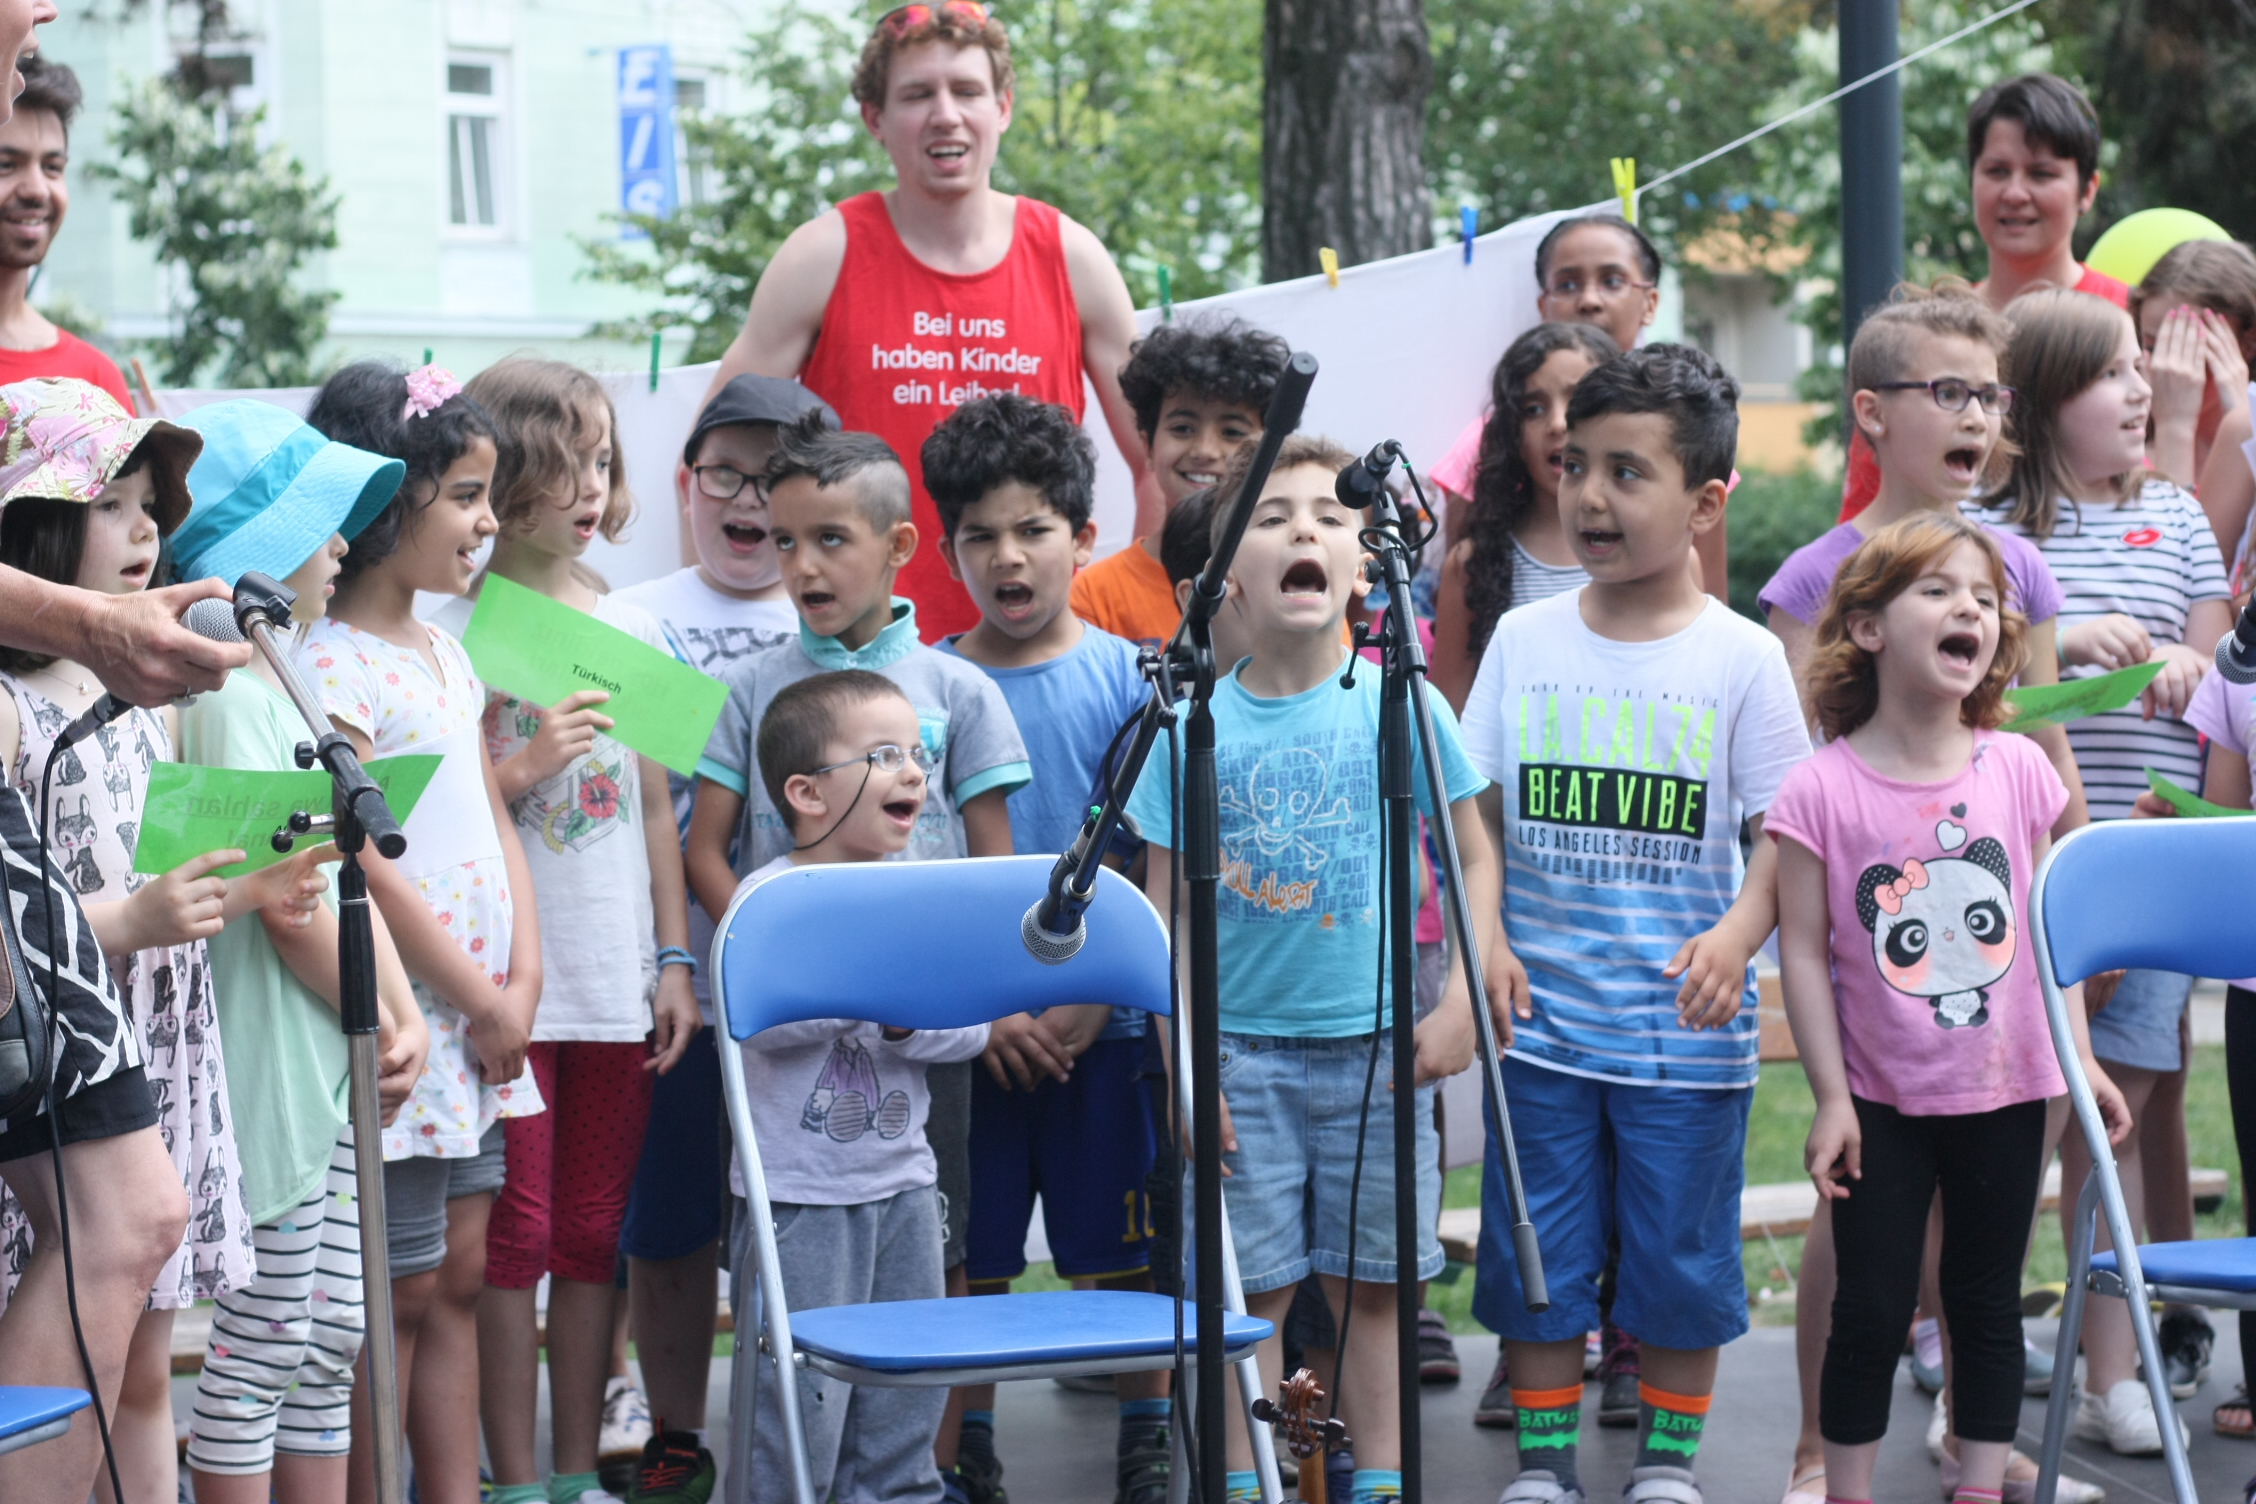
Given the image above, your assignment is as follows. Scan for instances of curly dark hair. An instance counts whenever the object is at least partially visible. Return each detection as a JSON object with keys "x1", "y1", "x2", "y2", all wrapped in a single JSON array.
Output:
[
  {"x1": 1461, "y1": 322, "x2": 1618, "y2": 661},
  {"x1": 1117, "y1": 317, "x2": 1291, "y2": 443},
  {"x1": 920, "y1": 392, "x2": 1095, "y2": 536},
  {"x1": 1567, "y1": 343, "x2": 1741, "y2": 487},
  {"x1": 305, "y1": 361, "x2": 497, "y2": 581}
]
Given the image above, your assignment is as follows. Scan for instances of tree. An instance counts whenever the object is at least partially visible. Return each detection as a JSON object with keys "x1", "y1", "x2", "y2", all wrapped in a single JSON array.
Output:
[
  {"x1": 96, "y1": 78, "x2": 340, "y2": 387},
  {"x1": 585, "y1": 0, "x2": 1262, "y2": 360},
  {"x1": 1262, "y1": 0, "x2": 1434, "y2": 278},
  {"x1": 1426, "y1": 0, "x2": 1812, "y2": 255}
]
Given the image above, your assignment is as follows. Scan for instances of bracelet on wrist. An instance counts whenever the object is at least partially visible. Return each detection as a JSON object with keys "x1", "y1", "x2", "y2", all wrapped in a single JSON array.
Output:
[{"x1": 656, "y1": 946, "x2": 696, "y2": 973}]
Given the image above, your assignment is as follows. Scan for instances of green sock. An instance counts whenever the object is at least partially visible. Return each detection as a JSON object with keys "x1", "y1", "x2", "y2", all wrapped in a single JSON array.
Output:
[
  {"x1": 1226, "y1": 1468, "x2": 1261, "y2": 1502},
  {"x1": 1512, "y1": 1384, "x2": 1583, "y2": 1491},
  {"x1": 1351, "y1": 1467, "x2": 1402, "y2": 1503},
  {"x1": 491, "y1": 1487, "x2": 546, "y2": 1504},
  {"x1": 545, "y1": 1474, "x2": 601, "y2": 1504},
  {"x1": 1634, "y1": 1382, "x2": 1711, "y2": 1472}
]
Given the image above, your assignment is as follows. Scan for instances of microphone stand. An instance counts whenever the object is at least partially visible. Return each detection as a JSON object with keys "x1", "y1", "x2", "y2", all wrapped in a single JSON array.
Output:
[
  {"x1": 230, "y1": 572, "x2": 413, "y2": 1504},
  {"x1": 1356, "y1": 452, "x2": 1547, "y2": 1502}
]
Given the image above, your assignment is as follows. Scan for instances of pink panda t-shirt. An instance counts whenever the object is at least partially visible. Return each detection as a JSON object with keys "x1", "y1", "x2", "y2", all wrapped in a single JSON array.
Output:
[{"x1": 1765, "y1": 731, "x2": 2069, "y2": 1117}]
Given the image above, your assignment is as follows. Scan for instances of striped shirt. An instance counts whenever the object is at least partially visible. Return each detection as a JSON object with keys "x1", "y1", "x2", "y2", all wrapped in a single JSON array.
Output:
[
  {"x1": 1968, "y1": 481, "x2": 2229, "y2": 819},
  {"x1": 1461, "y1": 592, "x2": 1811, "y2": 1088}
]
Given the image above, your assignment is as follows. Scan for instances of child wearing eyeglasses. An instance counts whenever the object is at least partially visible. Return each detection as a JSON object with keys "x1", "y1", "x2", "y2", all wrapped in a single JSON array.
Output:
[
  {"x1": 726, "y1": 669, "x2": 992, "y2": 1504},
  {"x1": 1757, "y1": 285, "x2": 2090, "y2": 1504},
  {"x1": 603, "y1": 374, "x2": 840, "y2": 1497}
]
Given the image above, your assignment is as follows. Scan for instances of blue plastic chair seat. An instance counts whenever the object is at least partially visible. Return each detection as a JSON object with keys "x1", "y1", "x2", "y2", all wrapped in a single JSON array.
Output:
[
  {"x1": 0, "y1": 1385, "x2": 89, "y2": 1455},
  {"x1": 791, "y1": 1290, "x2": 1272, "y2": 1374},
  {"x1": 2093, "y1": 1239, "x2": 2256, "y2": 1294}
]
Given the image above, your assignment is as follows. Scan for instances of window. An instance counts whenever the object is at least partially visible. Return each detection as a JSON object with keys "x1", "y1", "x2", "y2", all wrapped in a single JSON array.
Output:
[
  {"x1": 674, "y1": 76, "x2": 710, "y2": 207},
  {"x1": 445, "y1": 56, "x2": 506, "y2": 232}
]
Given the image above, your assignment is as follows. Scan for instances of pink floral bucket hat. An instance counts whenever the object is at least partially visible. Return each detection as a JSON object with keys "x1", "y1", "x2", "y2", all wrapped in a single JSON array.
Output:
[{"x1": 0, "y1": 377, "x2": 203, "y2": 534}]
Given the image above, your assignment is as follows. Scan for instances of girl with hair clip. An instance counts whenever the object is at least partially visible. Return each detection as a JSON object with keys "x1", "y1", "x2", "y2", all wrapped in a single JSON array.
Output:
[
  {"x1": 1970, "y1": 287, "x2": 2235, "y2": 1457},
  {"x1": 1767, "y1": 512, "x2": 2132, "y2": 1504},
  {"x1": 2136, "y1": 239, "x2": 2256, "y2": 578},
  {"x1": 298, "y1": 360, "x2": 546, "y2": 1504},
  {"x1": 0, "y1": 380, "x2": 331, "y2": 1504},
  {"x1": 1429, "y1": 322, "x2": 1618, "y2": 711},
  {"x1": 434, "y1": 358, "x2": 698, "y2": 1504},
  {"x1": 175, "y1": 398, "x2": 431, "y2": 1504}
]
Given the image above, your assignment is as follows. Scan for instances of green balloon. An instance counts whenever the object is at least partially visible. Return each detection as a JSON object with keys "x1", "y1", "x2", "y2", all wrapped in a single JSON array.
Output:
[{"x1": 2086, "y1": 208, "x2": 2233, "y2": 287}]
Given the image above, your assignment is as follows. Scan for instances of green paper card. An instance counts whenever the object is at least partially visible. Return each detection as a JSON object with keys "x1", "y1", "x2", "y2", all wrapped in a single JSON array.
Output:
[
  {"x1": 2146, "y1": 768, "x2": 2250, "y2": 819},
  {"x1": 133, "y1": 755, "x2": 441, "y2": 879},
  {"x1": 458, "y1": 573, "x2": 727, "y2": 775},
  {"x1": 2000, "y1": 661, "x2": 2165, "y2": 734}
]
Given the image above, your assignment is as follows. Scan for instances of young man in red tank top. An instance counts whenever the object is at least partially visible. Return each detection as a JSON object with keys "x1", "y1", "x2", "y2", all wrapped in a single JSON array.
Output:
[{"x1": 698, "y1": 2, "x2": 1148, "y2": 643}]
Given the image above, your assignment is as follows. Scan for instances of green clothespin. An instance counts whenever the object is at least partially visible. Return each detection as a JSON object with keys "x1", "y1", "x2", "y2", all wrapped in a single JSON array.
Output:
[
  {"x1": 649, "y1": 331, "x2": 663, "y2": 393},
  {"x1": 421, "y1": 348, "x2": 433, "y2": 367},
  {"x1": 1157, "y1": 264, "x2": 1174, "y2": 324},
  {"x1": 1610, "y1": 158, "x2": 1638, "y2": 225}
]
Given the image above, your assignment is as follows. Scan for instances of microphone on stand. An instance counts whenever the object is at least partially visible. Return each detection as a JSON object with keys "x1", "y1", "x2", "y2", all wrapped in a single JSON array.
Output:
[
  {"x1": 1334, "y1": 441, "x2": 1402, "y2": 510},
  {"x1": 2216, "y1": 598, "x2": 2256, "y2": 685},
  {"x1": 1021, "y1": 838, "x2": 1092, "y2": 965}
]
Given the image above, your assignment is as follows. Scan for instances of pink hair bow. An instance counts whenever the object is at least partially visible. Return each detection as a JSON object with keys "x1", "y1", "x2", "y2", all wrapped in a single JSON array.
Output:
[
  {"x1": 1872, "y1": 858, "x2": 1929, "y2": 916},
  {"x1": 402, "y1": 364, "x2": 462, "y2": 421}
]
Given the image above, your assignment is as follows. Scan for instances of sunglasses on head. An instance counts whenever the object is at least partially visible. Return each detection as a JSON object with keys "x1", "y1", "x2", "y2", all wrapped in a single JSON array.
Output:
[{"x1": 879, "y1": 0, "x2": 990, "y2": 37}]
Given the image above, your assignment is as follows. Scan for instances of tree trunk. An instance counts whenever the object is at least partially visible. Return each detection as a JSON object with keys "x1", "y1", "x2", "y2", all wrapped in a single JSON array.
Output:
[{"x1": 1262, "y1": 0, "x2": 1434, "y2": 281}]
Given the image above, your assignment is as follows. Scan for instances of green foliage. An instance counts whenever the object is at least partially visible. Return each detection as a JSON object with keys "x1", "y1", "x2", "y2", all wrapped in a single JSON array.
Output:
[
  {"x1": 94, "y1": 78, "x2": 340, "y2": 389},
  {"x1": 584, "y1": 0, "x2": 1261, "y2": 359},
  {"x1": 1725, "y1": 466, "x2": 1840, "y2": 619},
  {"x1": 1748, "y1": 2, "x2": 2068, "y2": 443},
  {"x1": 1425, "y1": 0, "x2": 1812, "y2": 253}
]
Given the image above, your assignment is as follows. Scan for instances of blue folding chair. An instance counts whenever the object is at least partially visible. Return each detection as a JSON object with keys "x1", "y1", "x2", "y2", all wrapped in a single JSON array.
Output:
[
  {"x1": 714, "y1": 856, "x2": 1278, "y2": 1504},
  {"x1": 0, "y1": 1385, "x2": 88, "y2": 1456},
  {"x1": 2032, "y1": 816, "x2": 2256, "y2": 1504}
]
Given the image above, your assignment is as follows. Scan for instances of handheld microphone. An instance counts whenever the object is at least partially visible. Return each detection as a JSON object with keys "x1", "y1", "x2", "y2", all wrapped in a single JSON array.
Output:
[
  {"x1": 2218, "y1": 599, "x2": 2256, "y2": 685},
  {"x1": 1334, "y1": 441, "x2": 1401, "y2": 510}
]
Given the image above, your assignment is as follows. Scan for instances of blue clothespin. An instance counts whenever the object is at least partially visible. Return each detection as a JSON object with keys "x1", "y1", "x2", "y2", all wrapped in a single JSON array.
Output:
[{"x1": 1461, "y1": 205, "x2": 1478, "y2": 264}]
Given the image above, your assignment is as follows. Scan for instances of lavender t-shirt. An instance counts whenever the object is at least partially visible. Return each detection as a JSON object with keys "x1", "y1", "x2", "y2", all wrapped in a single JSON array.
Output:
[
  {"x1": 2184, "y1": 671, "x2": 2256, "y2": 989},
  {"x1": 1765, "y1": 732, "x2": 2069, "y2": 1116},
  {"x1": 1757, "y1": 521, "x2": 2063, "y2": 628}
]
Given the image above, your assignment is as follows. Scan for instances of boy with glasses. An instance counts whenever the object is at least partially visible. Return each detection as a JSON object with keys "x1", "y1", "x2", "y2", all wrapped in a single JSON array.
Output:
[{"x1": 724, "y1": 669, "x2": 993, "y2": 1504}]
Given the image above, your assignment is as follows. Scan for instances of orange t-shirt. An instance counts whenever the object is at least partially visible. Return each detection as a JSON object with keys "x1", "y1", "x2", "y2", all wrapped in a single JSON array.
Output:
[{"x1": 1070, "y1": 540, "x2": 1180, "y2": 650}]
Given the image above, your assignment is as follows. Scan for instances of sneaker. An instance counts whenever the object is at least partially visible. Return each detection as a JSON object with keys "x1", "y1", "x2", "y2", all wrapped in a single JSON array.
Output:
[
  {"x1": 2024, "y1": 1330, "x2": 2056, "y2": 1397},
  {"x1": 1596, "y1": 1325, "x2": 1640, "y2": 1428},
  {"x1": 941, "y1": 1470, "x2": 972, "y2": 1504},
  {"x1": 1623, "y1": 1464, "x2": 1703, "y2": 1503},
  {"x1": 1325, "y1": 1445, "x2": 1354, "y2": 1502},
  {"x1": 1419, "y1": 1306, "x2": 1461, "y2": 1384},
  {"x1": 1115, "y1": 1429, "x2": 1170, "y2": 1504},
  {"x1": 629, "y1": 1431, "x2": 716, "y2": 1504},
  {"x1": 1925, "y1": 1393, "x2": 1948, "y2": 1461},
  {"x1": 1910, "y1": 1316, "x2": 1944, "y2": 1396},
  {"x1": 1475, "y1": 1350, "x2": 1516, "y2": 1429},
  {"x1": 954, "y1": 1449, "x2": 1008, "y2": 1504},
  {"x1": 1500, "y1": 1470, "x2": 1587, "y2": 1504},
  {"x1": 1584, "y1": 1329, "x2": 1604, "y2": 1379},
  {"x1": 600, "y1": 1376, "x2": 654, "y2": 1463},
  {"x1": 2074, "y1": 1378, "x2": 2189, "y2": 1457},
  {"x1": 2161, "y1": 1308, "x2": 2215, "y2": 1400},
  {"x1": 1942, "y1": 1445, "x2": 2106, "y2": 1504}
]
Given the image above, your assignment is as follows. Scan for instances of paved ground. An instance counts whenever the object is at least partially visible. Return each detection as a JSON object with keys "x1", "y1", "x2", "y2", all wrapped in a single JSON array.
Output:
[{"x1": 173, "y1": 1314, "x2": 2253, "y2": 1502}]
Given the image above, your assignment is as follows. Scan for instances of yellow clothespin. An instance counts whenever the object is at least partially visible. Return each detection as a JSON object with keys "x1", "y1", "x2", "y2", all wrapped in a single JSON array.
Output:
[
  {"x1": 1319, "y1": 247, "x2": 1340, "y2": 288},
  {"x1": 1610, "y1": 158, "x2": 1638, "y2": 226}
]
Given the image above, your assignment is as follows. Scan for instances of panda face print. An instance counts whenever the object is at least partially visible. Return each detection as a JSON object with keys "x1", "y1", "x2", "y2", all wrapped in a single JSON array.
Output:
[{"x1": 1855, "y1": 834, "x2": 2016, "y2": 1028}]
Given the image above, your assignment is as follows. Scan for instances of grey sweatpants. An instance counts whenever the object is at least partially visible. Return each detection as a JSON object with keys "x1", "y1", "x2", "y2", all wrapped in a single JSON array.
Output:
[{"x1": 727, "y1": 1185, "x2": 947, "y2": 1504}]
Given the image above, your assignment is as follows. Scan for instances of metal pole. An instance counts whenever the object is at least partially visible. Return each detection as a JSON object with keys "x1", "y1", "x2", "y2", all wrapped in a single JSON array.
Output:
[
  {"x1": 1380, "y1": 609, "x2": 1423, "y2": 1499},
  {"x1": 338, "y1": 840, "x2": 405, "y2": 1504},
  {"x1": 1185, "y1": 685, "x2": 1227, "y2": 1504},
  {"x1": 1838, "y1": 0, "x2": 1904, "y2": 363}
]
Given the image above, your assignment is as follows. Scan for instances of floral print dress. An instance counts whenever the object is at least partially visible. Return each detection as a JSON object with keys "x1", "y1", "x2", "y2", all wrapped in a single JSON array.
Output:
[
  {"x1": 0, "y1": 677, "x2": 254, "y2": 1308},
  {"x1": 295, "y1": 619, "x2": 542, "y2": 1158}
]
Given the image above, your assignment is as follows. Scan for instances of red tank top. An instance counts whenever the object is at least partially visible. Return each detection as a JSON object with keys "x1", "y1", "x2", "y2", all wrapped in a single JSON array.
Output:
[{"x1": 801, "y1": 192, "x2": 1087, "y2": 639}]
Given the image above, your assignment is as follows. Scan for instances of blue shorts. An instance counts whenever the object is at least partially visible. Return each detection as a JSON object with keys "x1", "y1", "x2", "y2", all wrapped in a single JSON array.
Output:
[
  {"x1": 2085, "y1": 968, "x2": 2193, "y2": 1073},
  {"x1": 967, "y1": 1036, "x2": 1157, "y2": 1283},
  {"x1": 620, "y1": 1028, "x2": 729, "y2": 1262},
  {"x1": 1473, "y1": 1055, "x2": 1750, "y2": 1351},
  {"x1": 1209, "y1": 1031, "x2": 1441, "y2": 1295}
]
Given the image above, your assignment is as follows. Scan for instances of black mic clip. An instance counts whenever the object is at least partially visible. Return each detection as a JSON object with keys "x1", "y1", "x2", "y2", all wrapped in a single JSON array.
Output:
[{"x1": 231, "y1": 571, "x2": 299, "y2": 639}]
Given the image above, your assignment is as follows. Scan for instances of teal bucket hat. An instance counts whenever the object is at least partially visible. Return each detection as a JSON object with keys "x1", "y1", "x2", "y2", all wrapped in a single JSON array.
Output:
[{"x1": 172, "y1": 399, "x2": 406, "y2": 585}]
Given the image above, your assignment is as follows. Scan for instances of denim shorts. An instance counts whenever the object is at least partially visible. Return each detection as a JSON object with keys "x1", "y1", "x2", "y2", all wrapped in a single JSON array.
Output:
[
  {"x1": 1204, "y1": 1030, "x2": 1441, "y2": 1294},
  {"x1": 1473, "y1": 1055, "x2": 1751, "y2": 1352},
  {"x1": 2085, "y1": 968, "x2": 2194, "y2": 1073}
]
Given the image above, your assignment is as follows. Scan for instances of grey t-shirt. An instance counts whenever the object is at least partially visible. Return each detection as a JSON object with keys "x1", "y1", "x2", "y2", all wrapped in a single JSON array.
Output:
[{"x1": 696, "y1": 598, "x2": 1033, "y2": 876}]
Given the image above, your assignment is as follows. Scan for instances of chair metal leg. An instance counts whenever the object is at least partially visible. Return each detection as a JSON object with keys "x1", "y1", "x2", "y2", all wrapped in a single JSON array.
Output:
[
  {"x1": 2036, "y1": 1175, "x2": 2100, "y2": 1504},
  {"x1": 2081, "y1": 1139, "x2": 2199, "y2": 1504}
]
